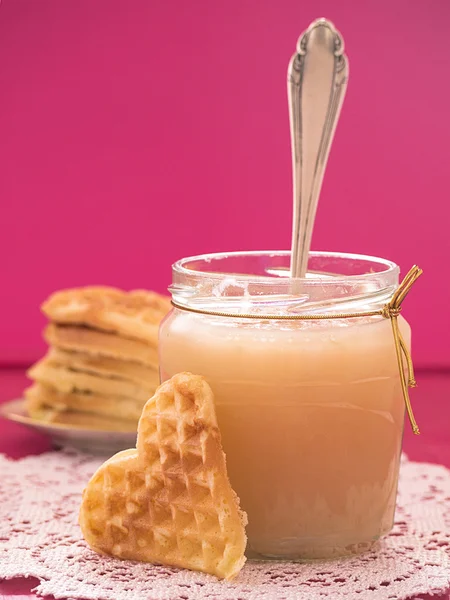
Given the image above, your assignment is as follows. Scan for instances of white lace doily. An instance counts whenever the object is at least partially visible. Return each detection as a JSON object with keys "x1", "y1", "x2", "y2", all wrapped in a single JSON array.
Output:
[{"x1": 0, "y1": 449, "x2": 449, "y2": 600}]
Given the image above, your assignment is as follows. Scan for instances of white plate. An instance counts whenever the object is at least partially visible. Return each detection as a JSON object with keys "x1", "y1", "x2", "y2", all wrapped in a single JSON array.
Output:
[{"x1": 0, "y1": 399, "x2": 137, "y2": 455}]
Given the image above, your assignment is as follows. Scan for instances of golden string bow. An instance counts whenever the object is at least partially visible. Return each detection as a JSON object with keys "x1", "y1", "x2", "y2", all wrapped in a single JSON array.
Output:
[{"x1": 380, "y1": 265, "x2": 423, "y2": 434}]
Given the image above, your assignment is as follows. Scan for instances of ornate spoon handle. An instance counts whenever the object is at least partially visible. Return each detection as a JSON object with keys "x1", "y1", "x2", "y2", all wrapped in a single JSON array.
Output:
[{"x1": 288, "y1": 18, "x2": 349, "y2": 278}]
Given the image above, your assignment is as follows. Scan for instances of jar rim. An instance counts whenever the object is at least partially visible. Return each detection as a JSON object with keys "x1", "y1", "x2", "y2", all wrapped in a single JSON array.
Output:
[
  {"x1": 172, "y1": 250, "x2": 398, "y2": 284},
  {"x1": 170, "y1": 251, "x2": 400, "y2": 315}
]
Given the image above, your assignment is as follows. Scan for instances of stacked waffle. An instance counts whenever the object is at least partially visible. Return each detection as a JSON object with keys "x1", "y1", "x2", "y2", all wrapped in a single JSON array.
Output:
[{"x1": 25, "y1": 287, "x2": 171, "y2": 430}]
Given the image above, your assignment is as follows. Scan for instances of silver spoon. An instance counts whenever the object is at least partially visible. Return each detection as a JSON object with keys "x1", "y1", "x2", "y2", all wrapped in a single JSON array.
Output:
[{"x1": 288, "y1": 18, "x2": 349, "y2": 278}]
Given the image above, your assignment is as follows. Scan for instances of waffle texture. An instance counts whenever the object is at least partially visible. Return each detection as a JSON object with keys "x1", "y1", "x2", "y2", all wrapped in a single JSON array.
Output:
[
  {"x1": 44, "y1": 324, "x2": 159, "y2": 368},
  {"x1": 27, "y1": 353, "x2": 154, "y2": 401},
  {"x1": 45, "y1": 348, "x2": 159, "y2": 389},
  {"x1": 42, "y1": 286, "x2": 171, "y2": 345},
  {"x1": 79, "y1": 373, "x2": 247, "y2": 580},
  {"x1": 25, "y1": 383, "x2": 145, "y2": 424}
]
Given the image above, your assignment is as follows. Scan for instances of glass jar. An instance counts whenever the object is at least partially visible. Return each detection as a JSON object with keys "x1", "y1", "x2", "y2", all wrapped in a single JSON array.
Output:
[{"x1": 159, "y1": 251, "x2": 409, "y2": 559}]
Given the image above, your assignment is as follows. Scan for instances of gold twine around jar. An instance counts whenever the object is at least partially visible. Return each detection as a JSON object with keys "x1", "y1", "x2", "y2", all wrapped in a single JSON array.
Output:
[{"x1": 171, "y1": 266, "x2": 423, "y2": 435}]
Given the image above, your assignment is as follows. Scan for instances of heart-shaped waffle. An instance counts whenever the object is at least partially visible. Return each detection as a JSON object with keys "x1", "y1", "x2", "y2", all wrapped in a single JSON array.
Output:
[{"x1": 79, "y1": 372, "x2": 247, "y2": 579}]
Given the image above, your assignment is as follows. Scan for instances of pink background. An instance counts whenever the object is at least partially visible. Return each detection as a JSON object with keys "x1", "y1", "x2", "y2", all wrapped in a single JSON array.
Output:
[{"x1": 1, "y1": 0, "x2": 449, "y2": 368}]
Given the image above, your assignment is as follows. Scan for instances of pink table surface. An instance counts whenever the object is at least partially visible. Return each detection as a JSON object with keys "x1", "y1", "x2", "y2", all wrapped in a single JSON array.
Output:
[{"x1": 0, "y1": 367, "x2": 449, "y2": 600}]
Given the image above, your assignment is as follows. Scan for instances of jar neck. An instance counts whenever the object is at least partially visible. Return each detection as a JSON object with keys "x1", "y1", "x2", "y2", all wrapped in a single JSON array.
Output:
[{"x1": 169, "y1": 251, "x2": 399, "y2": 317}]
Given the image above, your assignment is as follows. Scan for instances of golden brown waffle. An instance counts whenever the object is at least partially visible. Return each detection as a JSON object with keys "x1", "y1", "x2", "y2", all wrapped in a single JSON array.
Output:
[
  {"x1": 25, "y1": 382, "x2": 146, "y2": 423},
  {"x1": 28, "y1": 354, "x2": 155, "y2": 401},
  {"x1": 28, "y1": 404, "x2": 137, "y2": 431},
  {"x1": 46, "y1": 348, "x2": 159, "y2": 390},
  {"x1": 42, "y1": 287, "x2": 171, "y2": 345},
  {"x1": 79, "y1": 373, "x2": 247, "y2": 580},
  {"x1": 44, "y1": 324, "x2": 159, "y2": 368}
]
